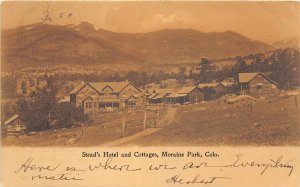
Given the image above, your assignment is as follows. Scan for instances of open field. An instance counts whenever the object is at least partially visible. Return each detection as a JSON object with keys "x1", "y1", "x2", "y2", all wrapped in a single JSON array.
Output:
[
  {"x1": 2, "y1": 95, "x2": 299, "y2": 147},
  {"x1": 125, "y1": 95, "x2": 300, "y2": 146},
  {"x1": 1, "y1": 109, "x2": 158, "y2": 147}
]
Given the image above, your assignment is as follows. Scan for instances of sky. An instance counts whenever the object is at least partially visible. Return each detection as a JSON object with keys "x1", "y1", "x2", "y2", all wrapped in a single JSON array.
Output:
[{"x1": 1, "y1": 1, "x2": 300, "y2": 44}]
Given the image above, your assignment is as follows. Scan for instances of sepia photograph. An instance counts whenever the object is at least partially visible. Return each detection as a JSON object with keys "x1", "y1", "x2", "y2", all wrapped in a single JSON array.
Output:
[
  {"x1": 1, "y1": 1, "x2": 300, "y2": 187},
  {"x1": 1, "y1": 1, "x2": 299, "y2": 148}
]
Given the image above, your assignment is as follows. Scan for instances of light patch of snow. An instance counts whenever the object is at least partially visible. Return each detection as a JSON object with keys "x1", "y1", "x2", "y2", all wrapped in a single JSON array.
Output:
[
  {"x1": 69, "y1": 22, "x2": 81, "y2": 28},
  {"x1": 24, "y1": 25, "x2": 37, "y2": 30},
  {"x1": 75, "y1": 28, "x2": 80, "y2": 31},
  {"x1": 93, "y1": 25, "x2": 100, "y2": 30}
]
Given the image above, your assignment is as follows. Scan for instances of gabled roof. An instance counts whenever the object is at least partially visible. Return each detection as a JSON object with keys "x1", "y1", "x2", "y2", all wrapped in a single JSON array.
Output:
[
  {"x1": 152, "y1": 93, "x2": 169, "y2": 99},
  {"x1": 70, "y1": 81, "x2": 140, "y2": 95},
  {"x1": 127, "y1": 95, "x2": 138, "y2": 100},
  {"x1": 147, "y1": 93, "x2": 158, "y2": 99},
  {"x1": 198, "y1": 81, "x2": 234, "y2": 88},
  {"x1": 239, "y1": 73, "x2": 259, "y2": 83},
  {"x1": 239, "y1": 72, "x2": 279, "y2": 85},
  {"x1": 82, "y1": 96, "x2": 93, "y2": 102},
  {"x1": 101, "y1": 85, "x2": 114, "y2": 91},
  {"x1": 4, "y1": 114, "x2": 24, "y2": 125},
  {"x1": 177, "y1": 86, "x2": 197, "y2": 94},
  {"x1": 70, "y1": 82, "x2": 90, "y2": 94},
  {"x1": 90, "y1": 82, "x2": 130, "y2": 93}
]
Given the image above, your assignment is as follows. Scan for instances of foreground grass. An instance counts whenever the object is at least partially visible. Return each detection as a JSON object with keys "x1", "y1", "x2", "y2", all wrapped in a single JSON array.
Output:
[
  {"x1": 2, "y1": 95, "x2": 299, "y2": 147},
  {"x1": 126, "y1": 96, "x2": 300, "y2": 146},
  {"x1": 2, "y1": 110, "x2": 156, "y2": 147}
]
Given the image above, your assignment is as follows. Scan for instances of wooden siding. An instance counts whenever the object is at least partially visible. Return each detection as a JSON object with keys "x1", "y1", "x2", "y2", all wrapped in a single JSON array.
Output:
[
  {"x1": 5, "y1": 118, "x2": 27, "y2": 136},
  {"x1": 73, "y1": 83, "x2": 142, "y2": 112},
  {"x1": 242, "y1": 74, "x2": 279, "y2": 97},
  {"x1": 215, "y1": 84, "x2": 226, "y2": 93},
  {"x1": 187, "y1": 88, "x2": 203, "y2": 103}
]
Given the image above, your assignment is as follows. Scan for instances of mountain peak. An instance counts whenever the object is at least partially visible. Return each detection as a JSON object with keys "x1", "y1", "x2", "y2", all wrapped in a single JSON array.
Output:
[
  {"x1": 72, "y1": 21, "x2": 101, "y2": 31},
  {"x1": 225, "y1": 30, "x2": 235, "y2": 33},
  {"x1": 223, "y1": 30, "x2": 242, "y2": 36},
  {"x1": 2, "y1": 22, "x2": 273, "y2": 67}
]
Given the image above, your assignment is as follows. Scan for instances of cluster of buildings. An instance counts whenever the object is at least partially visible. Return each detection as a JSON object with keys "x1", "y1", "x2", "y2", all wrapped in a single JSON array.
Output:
[
  {"x1": 146, "y1": 87, "x2": 203, "y2": 104},
  {"x1": 69, "y1": 81, "x2": 143, "y2": 112},
  {"x1": 4, "y1": 72, "x2": 280, "y2": 135},
  {"x1": 68, "y1": 72, "x2": 279, "y2": 113}
]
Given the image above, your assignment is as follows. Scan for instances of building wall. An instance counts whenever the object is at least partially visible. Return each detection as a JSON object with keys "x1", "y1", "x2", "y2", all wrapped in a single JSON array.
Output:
[
  {"x1": 249, "y1": 74, "x2": 279, "y2": 97},
  {"x1": 75, "y1": 84, "x2": 99, "y2": 108},
  {"x1": 5, "y1": 118, "x2": 27, "y2": 135},
  {"x1": 73, "y1": 83, "x2": 142, "y2": 112},
  {"x1": 188, "y1": 88, "x2": 203, "y2": 103},
  {"x1": 120, "y1": 84, "x2": 142, "y2": 107}
]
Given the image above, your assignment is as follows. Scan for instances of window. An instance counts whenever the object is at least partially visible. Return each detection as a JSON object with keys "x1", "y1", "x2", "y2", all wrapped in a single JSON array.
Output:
[
  {"x1": 99, "y1": 102, "x2": 106, "y2": 108},
  {"x1": 257, "y1": 83, "x2": 263, "y2": 90},
  {"x1": 85, "y1": 102, "x2": 92, "y2": 108},
  {"x1": 126, "y1": 101, "x2": 136, "y2": 107},
  {"x1": 106, "y1": 102, "x2": 113, "y2": 108},
  {"x1": 112, "y1": 102, "x2": 120, "y2": 108}
]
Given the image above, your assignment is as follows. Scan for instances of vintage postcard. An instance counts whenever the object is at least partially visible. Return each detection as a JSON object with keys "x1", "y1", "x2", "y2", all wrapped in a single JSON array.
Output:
[{"x1": 1, "y1": 1, "x2": 299, "y2": 186}]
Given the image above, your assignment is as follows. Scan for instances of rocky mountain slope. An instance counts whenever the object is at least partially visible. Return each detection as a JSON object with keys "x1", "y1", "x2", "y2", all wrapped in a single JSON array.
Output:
[{"x1": 2, "y1": 22, "x2": 273, "y2": 67}]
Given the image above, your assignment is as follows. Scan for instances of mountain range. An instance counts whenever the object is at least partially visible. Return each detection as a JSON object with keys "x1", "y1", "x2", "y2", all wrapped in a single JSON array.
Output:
[
  {"x1": 272, "y1": 36, "x2": 300, "y2": 49},
  {"x1": 1, "y1": 22, "x2": 297, "y2": 67}
]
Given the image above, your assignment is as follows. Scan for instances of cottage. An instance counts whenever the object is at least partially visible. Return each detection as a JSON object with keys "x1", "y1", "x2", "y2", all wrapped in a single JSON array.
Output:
[
  {"x1": 239, "y1": 73, "x2": 279, "y2": 97},
  {"x1": 147, "y1": 88, "x2": 176, "y2": 104},
  {"x1": 4, "y1": 114, "x2": 28, "y2": 136},
  {"x1": 70, "y1": 81, "x2": 142, "y2": 112},
  {"x1": 197, "y1": 81, "x2": 234, "y2": 96},
  {"x1": 166, "y1": 86, "x2": 203, "y2": 104}
]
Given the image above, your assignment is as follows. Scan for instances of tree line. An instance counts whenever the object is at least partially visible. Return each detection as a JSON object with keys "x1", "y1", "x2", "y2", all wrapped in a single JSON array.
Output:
[{"x1": 1, "y1": 47, "x2": 299, "y2": 132}]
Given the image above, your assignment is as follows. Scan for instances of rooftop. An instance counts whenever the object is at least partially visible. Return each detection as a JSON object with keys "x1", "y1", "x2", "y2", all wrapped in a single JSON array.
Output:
[
  {"x1": 239, "y1": 73, "x2": 260, "y2": 83},
  {"x1": 70, "y1": 81, "x2": 138, "y2": 94}
]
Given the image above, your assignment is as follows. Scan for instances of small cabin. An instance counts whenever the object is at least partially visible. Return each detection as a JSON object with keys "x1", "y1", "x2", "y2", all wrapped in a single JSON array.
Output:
[
  {"x1": 147, "y1": 88, "x2": 175, "y2": 104},
  {"x1": 4, "y1": 114, "x2": 28, "y2": 136},
  {"x1": 166, "y1": 86, "x2": 203, "y2": 104},
  {"x1": 197, "y1": 81, "x2": 234, "y2": 99},
  {"x1": 239, "y1": 73, "x2": 279, "y2": 97}
]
